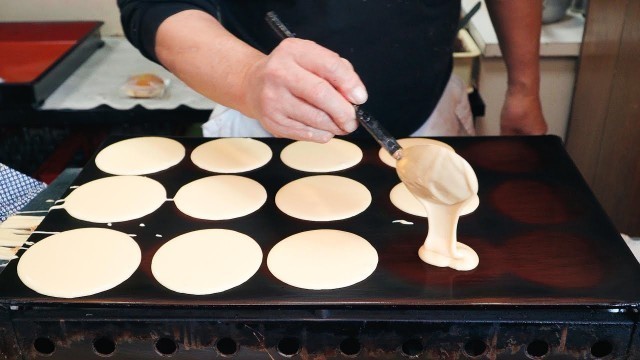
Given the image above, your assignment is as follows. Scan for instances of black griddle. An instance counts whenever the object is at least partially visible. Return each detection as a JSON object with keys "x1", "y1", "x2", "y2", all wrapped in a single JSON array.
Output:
[{"x1": 1, "y1": 135, "x2": 639, "y2": 359}]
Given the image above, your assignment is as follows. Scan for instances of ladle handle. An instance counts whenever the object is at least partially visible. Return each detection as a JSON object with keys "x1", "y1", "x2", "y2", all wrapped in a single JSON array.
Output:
[
  {"x1": 265, "y1": 11, "x2": 403, "y2": 160},
  {"x1": 265, "y1": 11, "x2": 295, "y2": 39},
  {"x1": 354, "y1": 106, "x2": 403, "y2": 159}
]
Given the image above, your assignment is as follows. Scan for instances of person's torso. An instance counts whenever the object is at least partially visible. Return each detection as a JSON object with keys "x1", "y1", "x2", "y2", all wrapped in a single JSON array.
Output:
[{"x1": 217, "y1": 0, "x2": 460, "y2": 136}]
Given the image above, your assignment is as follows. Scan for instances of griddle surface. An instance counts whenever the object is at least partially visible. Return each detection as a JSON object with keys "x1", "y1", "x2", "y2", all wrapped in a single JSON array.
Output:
[{"x1": 1, "y1": 136, "x2": 639, "y2": 309}]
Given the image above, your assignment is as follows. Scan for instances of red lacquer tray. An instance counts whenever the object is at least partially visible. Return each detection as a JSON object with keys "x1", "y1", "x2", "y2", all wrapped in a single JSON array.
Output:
[{"x1": 0, "y1": 21, "x2": 103, "y2": 107}]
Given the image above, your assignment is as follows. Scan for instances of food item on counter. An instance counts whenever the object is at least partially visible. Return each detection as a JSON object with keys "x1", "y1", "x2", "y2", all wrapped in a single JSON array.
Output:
[
  {"x1": 378, "y1": 138, "x2": 453, "y2": 168},
  {"x1": 396, "y1": 144, "x2": 479, "y2": 271},
  {"x1": 191, "y1": 138, "x2": 272, "y2": 173},
  {"x1": 95, "y1": 137, "x2": 185, "y2": 175},
  {"x1": 275, "y1": 175, "x2": 371, "y2": 221},
  {"x1": 267, "y1": 229, "x2": 378, "y2": 290},
  {"x1": 280, "y1": 138, "x2": 362, "y2": 172},
  {"x1": 173, "y1": 175, "x2": 267, "y2": 220},
  {"x1": 60, "y1": 176, "x2": 166, "y2": 223},
  {"x1": 17, "y1": 228, "x2": 141, "y2": 298},
  {"x1": 122, "y1": 73, "x2": 167, "y2": 98},
  {"x1": 389, "y1": 182, "x2": 479, "y2": 217},
  {"x1": 152, "y1": 229, "x2": 262, "y2": 295}
]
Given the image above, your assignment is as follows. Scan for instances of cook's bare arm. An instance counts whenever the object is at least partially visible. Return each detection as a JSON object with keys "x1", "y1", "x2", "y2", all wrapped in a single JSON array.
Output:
[
  {"x1": 155, "y1": 10, "x2": 366, "y2": 141},
  {"x1": 485, "y1": 0, "x2": 548, "y2": 135}
]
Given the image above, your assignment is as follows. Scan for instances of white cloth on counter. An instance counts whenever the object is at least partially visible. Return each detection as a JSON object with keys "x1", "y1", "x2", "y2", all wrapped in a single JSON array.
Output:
[
  {"x1": 42, "y1": 37, "x2": 216, "y2": 110},
  {"x1": 202, "y1": 74, "x2": 476, "y2": 137}
]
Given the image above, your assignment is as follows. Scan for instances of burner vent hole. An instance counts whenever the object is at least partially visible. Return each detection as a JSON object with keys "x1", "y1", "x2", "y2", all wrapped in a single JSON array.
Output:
[
  {"x1": 93, "y1": 336, "x2": 116, "y2": 356},
  {"x1": 526, "y1": 340, "x2": 549, "y2": 358},
  {"x1": 339, "y1": 337, "x2": 361, "y2": 356},
  {"x1": 401, "y1": 338, "x2": 423, "y2": 357},
  {"x1": 463, "y1": 338, "x2": 487, "y2": 357},
  {"x1": 277, "y1": 337, "x2": 300, "y2": 357},
  {"x1": 154, "y1": 337, "x2": 178, "y2": 356},
  {"x1": 591, "y1": 340, "x2": 613, "y2": 358},
  {"x1": 34, "y1": 337, "x2": 55, "y2": 356},
  {"x1": 216, "y1": 337, "x2": 237, "y2": 356}
]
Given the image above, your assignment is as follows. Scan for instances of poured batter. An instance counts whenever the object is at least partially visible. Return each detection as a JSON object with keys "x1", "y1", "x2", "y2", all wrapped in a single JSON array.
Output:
[
  {"x1": 17, "y1": 228, "x2": 141, "y2": 298},
  {"x1": 174, "y1": 175, "x2": 267, "y2": 220},
  {"x1": 152, "y1": 229, "x2": 262, "y2": 295},
  {"x1": 267, "y1": 229, "x2": 378, "y2": 290},
  {"x1": 280, "y1": 138, "x2": 362, "y2": 172},
  {"x1": 95, "y1": 137, "x2": 185, "y2": 175},
  {"x1": 396, "y1": 144, "x2": 479, "y2": 271},
  {"x1": 191, "y1": 138, "x2": 272, "y2": 173},
  {"x1": 275, "y1": 175, "x2": 371, "y2": 221},
  {"x1": 59, "y1": 176, "x2": 166, "y2": 223}
]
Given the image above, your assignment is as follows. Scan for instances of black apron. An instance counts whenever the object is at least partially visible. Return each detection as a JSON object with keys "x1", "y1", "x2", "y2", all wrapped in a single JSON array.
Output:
[{"x1": 217, "y1": 0, "x2": 460, "y2": 137}]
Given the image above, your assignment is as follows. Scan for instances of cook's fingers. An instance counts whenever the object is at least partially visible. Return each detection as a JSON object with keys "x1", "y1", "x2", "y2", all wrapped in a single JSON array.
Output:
[
  {"x1": 267, "y1": 117, "x2": 334, "y2": 143},
  {"x1": 291, "y1": 40, "x2": 368, "y2": 105},
  {"x1": 288, "y1": 68, "x2": 357, "y2": 133},
  {"x1": 336, "y1": 58, "x2": 368, "y2": 104},
  {"x1": 282, "y1": 95, "x2": 348, "y2": 136}
]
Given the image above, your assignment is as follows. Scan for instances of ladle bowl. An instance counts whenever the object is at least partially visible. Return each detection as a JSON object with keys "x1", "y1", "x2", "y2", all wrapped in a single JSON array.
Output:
[{"x1": 396, "y1": 145, "x2": 478, "y2": 206}]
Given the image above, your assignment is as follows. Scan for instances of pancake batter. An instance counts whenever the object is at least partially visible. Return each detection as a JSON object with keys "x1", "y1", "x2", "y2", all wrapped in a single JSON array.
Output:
[
  {"x1": 17, "y1": 228, "x2": 141, "y2": 298},
  {"x1": 58, "y1": 176, "x2": 166, "y2": 223},
  {"x1": 95, "y1": 137, "x2": 185, "y2": 175},
  {"x1": 396, "y1": 144, "x2": 479, "y2": 271},
  {"x1": 280, "y1": 138, "x2": 362, "y2": 172},
  {"x1": 267, "y1": 229, "x2": 378, "y2": 290},
  {"x1": 191, "y1": 138, "x2": 272, "y2": 173},
  {"x1": 174, "y1": 175, "x2": 267, "y2": 220},
  {"x1": 275, "y1": 175, "x2": 371, "y2": 221},
  {"x1": 152, "y1": 229, "x2": 262, "y2": 295}
]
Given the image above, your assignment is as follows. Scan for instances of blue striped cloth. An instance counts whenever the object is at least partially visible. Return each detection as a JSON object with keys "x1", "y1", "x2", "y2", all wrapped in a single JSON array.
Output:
[{"x1": 0, "y1": 164, "x2": 47, "y2": 222}]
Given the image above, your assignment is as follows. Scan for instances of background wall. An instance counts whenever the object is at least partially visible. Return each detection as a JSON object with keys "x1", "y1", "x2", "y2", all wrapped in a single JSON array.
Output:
[
  {"x1": 0, "y1": 0, "x2": 123, "y2": 36},
  {"x1": 566, "y1": 0, "x2": 640, "y2": 235}
]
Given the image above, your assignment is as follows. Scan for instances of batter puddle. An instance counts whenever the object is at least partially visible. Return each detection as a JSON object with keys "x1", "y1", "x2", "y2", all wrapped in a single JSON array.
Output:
[
  {"x1": 51, "y1": 176, "x2": 167, "y2": 223},
  {"x1": 280, "y1": 138, "x2": 362, "y2": 172},
  {"x1": 95, "y1": 137, "x2": 185, "y2": 175},
  {"x1": 191, "y1": 138, "x2": 272, "y2": 173}
]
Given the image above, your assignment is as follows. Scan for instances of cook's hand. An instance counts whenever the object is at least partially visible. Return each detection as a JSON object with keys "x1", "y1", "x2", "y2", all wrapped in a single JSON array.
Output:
[
  {"x1": 241, "y1": 38, "x2": 368, "y2": 142},
  {"x1": 500, "y1": 90, "x2": 548, "y2": 135}
]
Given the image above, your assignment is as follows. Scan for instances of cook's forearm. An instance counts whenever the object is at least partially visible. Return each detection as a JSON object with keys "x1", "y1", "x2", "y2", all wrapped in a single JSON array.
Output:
[
  {"x1": 155, "y1": 9, "x2": 265, "y2": 115},
  {"x1": 118, "y1": 0, "x2": 218, "y2": 62},
  {"x1": 484, "y1": 0, "x2": 542, "y2": 96}
]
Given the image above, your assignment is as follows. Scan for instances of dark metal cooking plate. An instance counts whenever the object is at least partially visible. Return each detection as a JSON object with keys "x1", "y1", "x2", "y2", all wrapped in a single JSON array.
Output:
[
  {"x1": 1, "y1": 135, "x2": 638, "y2": 309},
  {"x1": 3, "y1": 135, "x2": 640, "y2": 359}
]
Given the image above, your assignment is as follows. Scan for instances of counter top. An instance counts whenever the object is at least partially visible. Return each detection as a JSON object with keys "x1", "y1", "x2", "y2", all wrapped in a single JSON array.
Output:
[
  {"x1": 42, "y1": 37, "x2": 216, "y2": 111},
  {"x1": 461, "y1": 0, "x2": 585, "y2": 58}
]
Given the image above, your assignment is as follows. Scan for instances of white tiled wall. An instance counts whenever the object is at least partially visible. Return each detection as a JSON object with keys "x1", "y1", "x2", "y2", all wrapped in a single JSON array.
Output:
[{"x1": 0, "y1": 0, "x2": 123, "y2": 36}]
